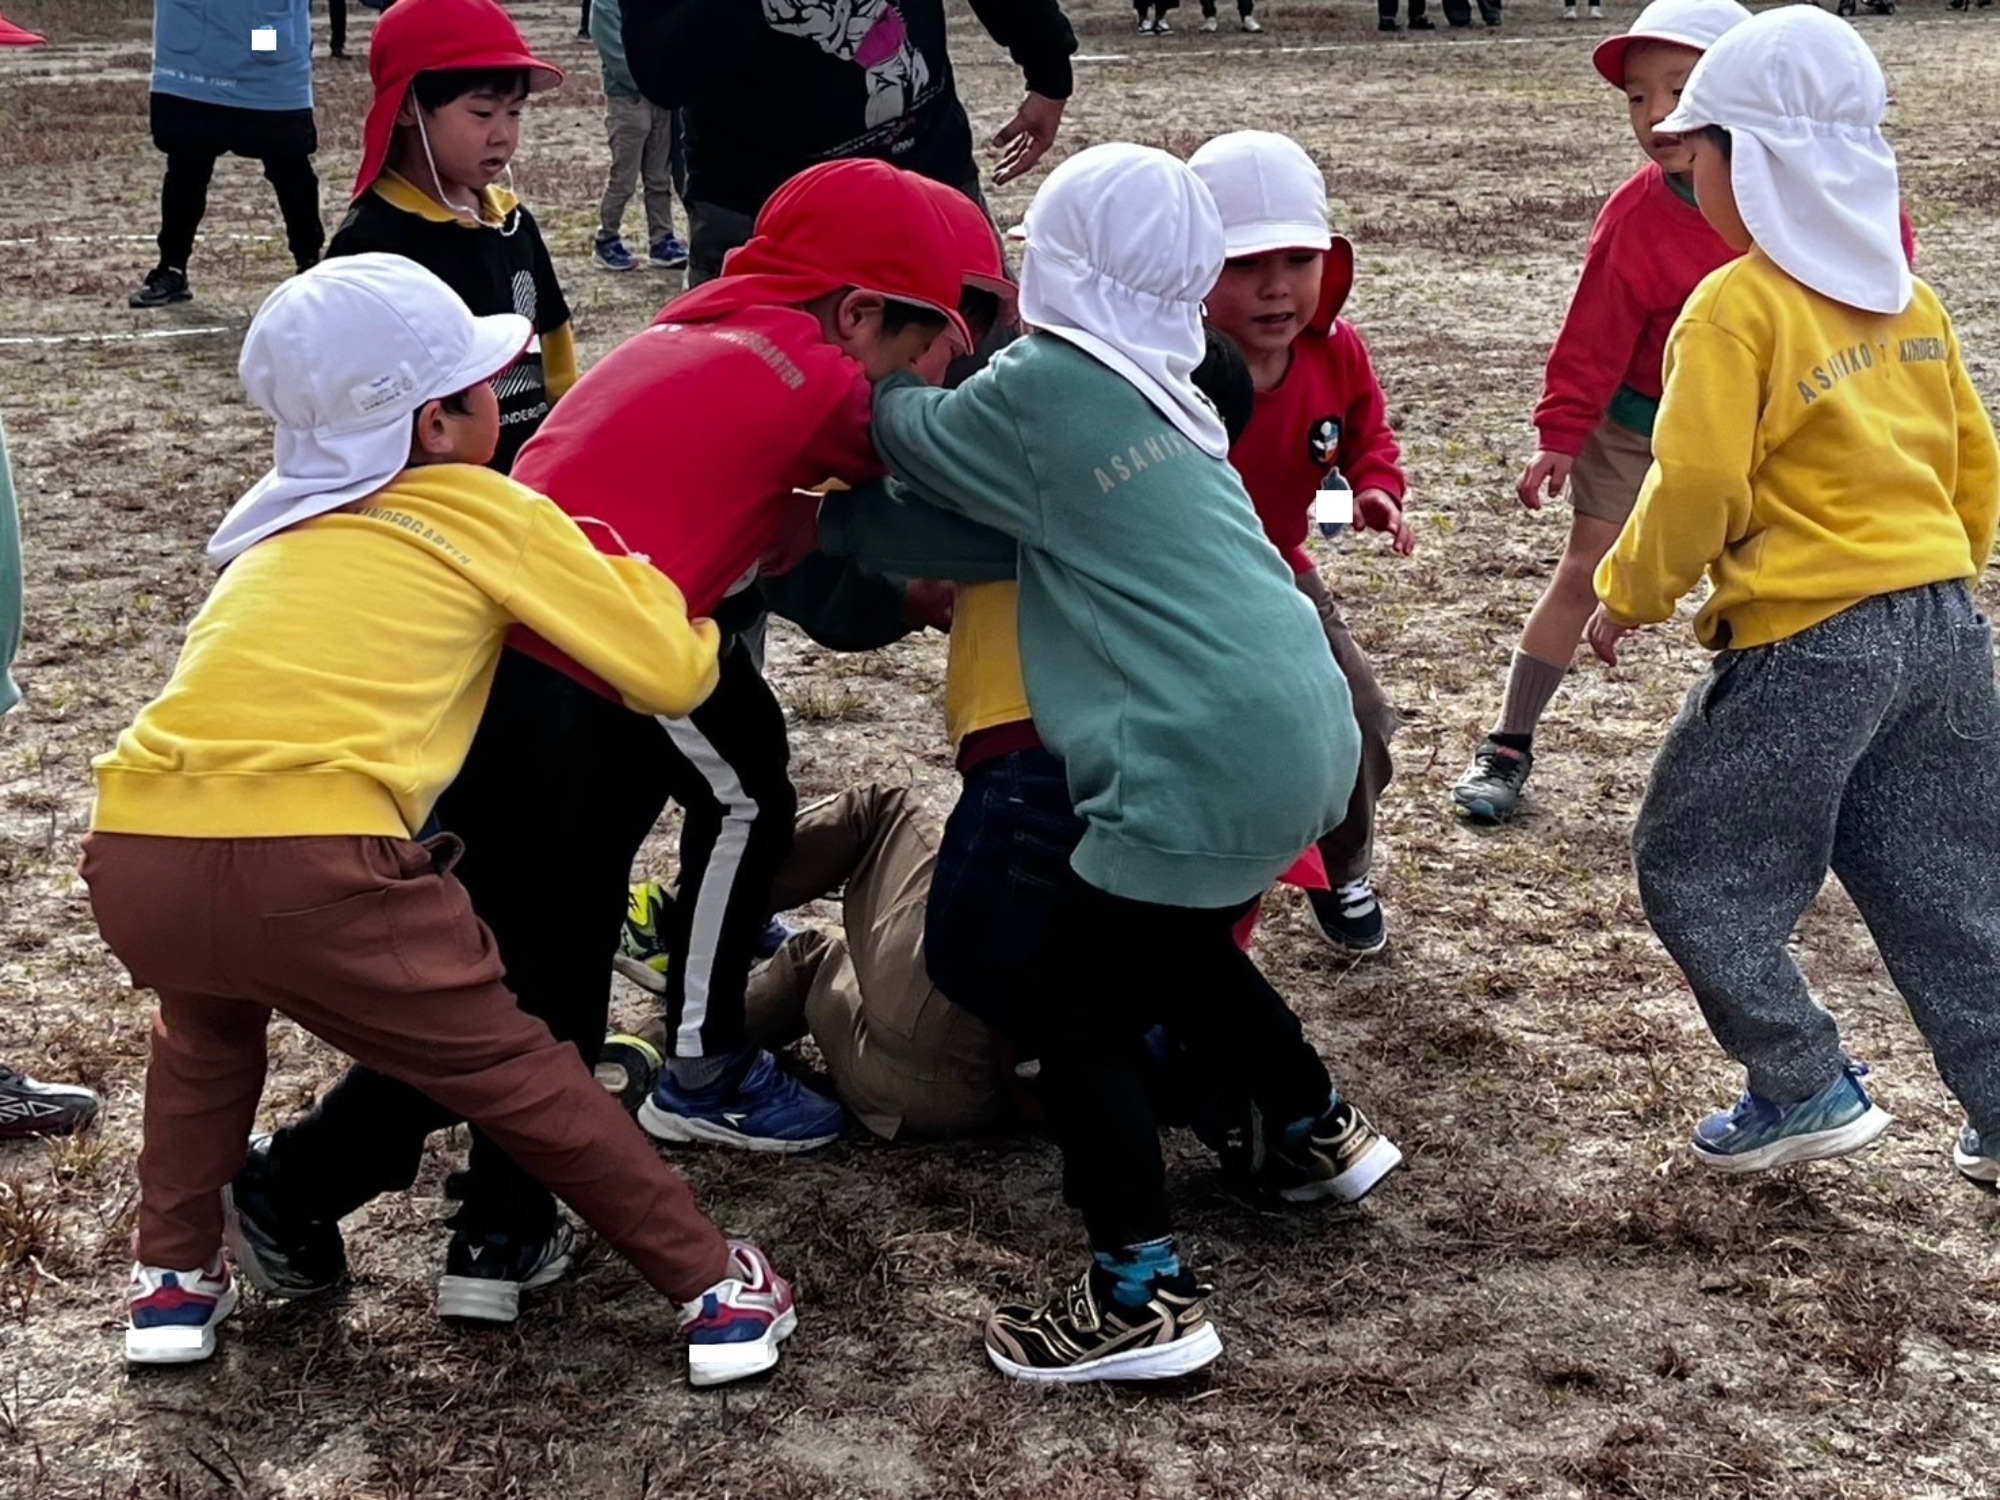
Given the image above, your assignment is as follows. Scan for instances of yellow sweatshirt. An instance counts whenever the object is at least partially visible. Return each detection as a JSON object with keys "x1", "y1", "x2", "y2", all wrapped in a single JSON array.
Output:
[
  {"x1": 945, "y1": 581, "x2": 1032, "y2": 748},
  {"x1": 1596, "y1": 251, "x2": 2000, "y2": 650},
  {"x1": 93, "y1": 466, "x2": 720, "y2": 839}
]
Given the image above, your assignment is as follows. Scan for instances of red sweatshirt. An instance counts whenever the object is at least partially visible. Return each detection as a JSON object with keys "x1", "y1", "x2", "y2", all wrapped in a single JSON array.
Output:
[
  {"x1": 1230, "y1": 244, "x2": 1406, "y2": 575},
  {"x1": 1532, "y1": 164, "x2": 1737, "y2": 458},
  {"x1": 507, "y1": 304, "x2": 879, "y2": 693}
]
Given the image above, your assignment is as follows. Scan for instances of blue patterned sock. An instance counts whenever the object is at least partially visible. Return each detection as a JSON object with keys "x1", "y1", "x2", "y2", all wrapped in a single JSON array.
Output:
[
  {"x1": 1094, "y1": 1236, "x2": 1181, "y2": 1309},
  {"x1": 1282, "y1": 1089, "x2": 1340, "y2": 1150}
]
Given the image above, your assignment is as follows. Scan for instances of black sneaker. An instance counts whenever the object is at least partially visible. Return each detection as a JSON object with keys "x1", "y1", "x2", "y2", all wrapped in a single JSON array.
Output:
[
  {"x1": 984, "y1": 1263, "x2": 1221, "y2": 1384},
  {"x1": 437, "y1": 1221, "x2": 576, "y2": 1323},
  {"x1": 221, "y1": 1136, "x2": 348, "y2": 1297},
  {"x1": 1307, "y1": 877, "x2": 1389, "y2": 957},
  {"x1": 128, "y1": 266, "x2": 191, "y2": 309},
  {"x1": 0, "y1": 1063, "x2": 99, "y2": 1139},
  {"x1": 1377, "y1": 16, "x2": 1401, "y2": 27},
  {"x1": 1265, "y1": 1099, "x2": 1404, "y2": 1205},
  {"x1": 1451, "y1": 736, "x2": 1534, "y2": 825},
  {"x1": 1409, "y1": 14, "x2": 1437, "y2": 26}
]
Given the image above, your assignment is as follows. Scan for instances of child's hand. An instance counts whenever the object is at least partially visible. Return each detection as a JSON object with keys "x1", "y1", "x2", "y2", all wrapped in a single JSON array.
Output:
[
  {"x1": 1517, "y1": 451, "x2": 1575, "y2": 511},
  {"x1": 1355, "y1": 488, "x2": 1416, "y2": 556},
  {"x1": 1586, "y1": 604, "x2": 1639, "y2": 665}
]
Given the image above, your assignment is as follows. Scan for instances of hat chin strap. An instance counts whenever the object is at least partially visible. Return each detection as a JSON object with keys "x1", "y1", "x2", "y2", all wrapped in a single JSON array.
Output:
[{"x1": 415, "y1": 110, "x2": 515, "y2": 232}]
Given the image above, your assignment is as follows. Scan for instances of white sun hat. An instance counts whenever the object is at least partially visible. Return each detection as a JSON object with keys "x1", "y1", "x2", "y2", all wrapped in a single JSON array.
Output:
[
  {"x1": 1186, "y1": 130, "x2": 1333, "y2": 258},
  {"x1": 1015, "y1": 143, "x2": 1231, "y2": 458},
  {"x1": 207, "y1": 253, "x2": 531, "y2": 566},
  {"x1": 1658, "y1": 5, "x2": 1909, "y2": 316},
  {"x1": 1592, "y1": 0, "x2": 1752, "y2": 88}
]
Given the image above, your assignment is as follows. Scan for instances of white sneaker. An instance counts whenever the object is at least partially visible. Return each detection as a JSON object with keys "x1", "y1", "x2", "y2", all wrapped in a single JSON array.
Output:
[
  {"x1": 1587, "y1": 2, "x2": 1603, "y2": 13},
  {"x1": 1562, "y1": 4, "x2": 1578, "y2": 16},
  {"x1": 1154, "y1": 15, "x2": 1172, "y2": 30},
  {"x1": 1138, "y1": 15, "x2": 1156, "y2": 30},
  {"x1": 1242, "y1": 13, "x2": 1263, "y2": 28},
  {"x1": 126, "y1": 1257, "x2": 238, "y2": 1364},
  {"x1": 1200, "y1": 14, "x2": 1219, "y2": 28}
]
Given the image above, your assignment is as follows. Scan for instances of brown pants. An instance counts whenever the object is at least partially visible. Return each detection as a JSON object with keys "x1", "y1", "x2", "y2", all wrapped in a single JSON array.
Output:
[
  {"x1": 82, "y1": 832, "x2": 732, "y2": 1301},
  {"x1": 1295, "y1": 568, "x2": 1400, "y2": 886},
  {"x1": 743, "y1": 786, "x2": 1004, "y2": 1140}
]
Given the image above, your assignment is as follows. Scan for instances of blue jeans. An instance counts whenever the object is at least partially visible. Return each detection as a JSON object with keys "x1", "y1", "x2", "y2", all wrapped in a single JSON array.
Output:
[{"x1": 925, "y1": 747, "x2": 1084, "y2": 1039}]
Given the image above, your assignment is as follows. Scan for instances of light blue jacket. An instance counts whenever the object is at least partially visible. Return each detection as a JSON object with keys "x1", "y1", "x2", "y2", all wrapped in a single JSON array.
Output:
[
  {"x1": 872, "y1": 335, "x2": 1358, "y2": 909},
  {"x1": 152, "y1": 0, "x2": 313, "y2": 112}
]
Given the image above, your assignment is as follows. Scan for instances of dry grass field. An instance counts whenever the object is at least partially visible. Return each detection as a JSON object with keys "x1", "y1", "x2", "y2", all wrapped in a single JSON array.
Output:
[{"x1": 1, "y1": 1, "x2": 1999, "y2": 1495}]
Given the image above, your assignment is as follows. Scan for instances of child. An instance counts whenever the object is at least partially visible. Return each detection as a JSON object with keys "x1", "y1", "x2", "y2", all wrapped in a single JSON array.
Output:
[
  {"x1": 1586, "y1": 9, "x2": 2000, "y2": 1180},
  {"x1": 588, "y1": 0, "x2": 688, "y2": 273},
  {"x1": 1136, "y1": 0, "x2": 1179, "y2": 33},
  {"x1": 130, "y1": 0, "x2": 323, "y2": 309},
  {"x1": 1448, "y1": 0, "x2": 1752, "y2": 825},
  {"x1": 871, "y1": 144, "x2": 1401, "y2": 1384},
  {"x1": 236, "y1": 163, "x2": 965, "y2": 1323},
  {"x1": 325, "y1": 0, "x2": 574, "y2": 476},
  {"x1": 1187, "y1": 130, "x2": 1412, "y2": 958},
  {"x1": 93, "y1": 254, "x2": 795, "y2": 1384},
  {"x1": 1199, "y1": 0, "x2": 1262, "y2": 32}
]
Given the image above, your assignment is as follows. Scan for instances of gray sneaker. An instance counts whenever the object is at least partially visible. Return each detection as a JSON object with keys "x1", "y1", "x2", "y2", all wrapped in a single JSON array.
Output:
[
  {"x1": 1451, "y1": 737, "x2": 1533, "y2": 825},
  {"x1": 1955, "y1": 1123, "x2": 2000, "y2": 1186}
]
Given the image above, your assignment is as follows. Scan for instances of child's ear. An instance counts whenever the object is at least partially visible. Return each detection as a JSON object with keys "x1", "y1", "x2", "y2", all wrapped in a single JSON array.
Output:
[
  {"x1": 394, "y1": 96, "x2": 422, "y2": 128},
  {"x1": 409, "y1": 398, "x2": 452, "y2": 460},
  {"x1": 836, "y1": 289, "x2": 887, "y2": 339}
]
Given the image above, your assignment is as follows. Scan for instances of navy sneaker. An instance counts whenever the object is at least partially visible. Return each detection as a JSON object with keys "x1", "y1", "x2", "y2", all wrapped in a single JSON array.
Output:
[
  {"x1": 125, "y1": 1257, "x2": 237, "y2": 1364},
  {"x1": 1691, "y1": 1062, "x2": 1893, "y2": 1173},
  {"x1": 637, "y1": 1050, "x2": 844, "y2": 1153},
  {"x1": 592, "y1": 234, "x2": 639, "y2": 273},
  {"x1": 649, "y1": 233, "x2": 690, "y2": 270},
  {"x1": 128, "y1": 266, "x2": 191, "y2": 309},
  {"x1": 678, "y1": 1239, "x2": 798, "y2": 1387},
  {"x1": 222, "y1": 1136, "x2": 347, "y2": 1298},
  {"x1": 1954, "y1": 1123, "x2": 2000, "y2": 1186},
  {"x1": 1307, "y1": 878, "x2": 1389, "y2": 957},
  {"x1": 437, "y1": 1220, "x2": 576, "y2": 1323}
]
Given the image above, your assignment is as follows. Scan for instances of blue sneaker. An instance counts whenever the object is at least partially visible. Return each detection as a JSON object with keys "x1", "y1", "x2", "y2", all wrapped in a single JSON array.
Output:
[
  {"x1": 593, "y1": 234, "x2": 639, "y2": 272},
  {"x1": 1954, "y1": 1123, "x2": 2000, "y2": 1186},
  {"x1": 1691, "y1": 1062, "x2": 1893, "y2": 1173},
  {"x1": 637, "y1": 1049, "x2": 844, "y2": 1153},
  {"x1": 125, "y1": 1257, "x2": 238, "y2": 1364},
  {"x1": 649, "y1": 232, "x2": 691, "y2": 270}
]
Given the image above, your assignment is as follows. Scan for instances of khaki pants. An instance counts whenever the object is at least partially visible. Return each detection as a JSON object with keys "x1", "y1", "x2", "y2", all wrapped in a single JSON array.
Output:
[
  {"x1": 599, "y1": 94, "x2": 679, "y2": 245},
  {"x1": 1295, "y1": 569, "x2": 1400, "y2": 886},
  {"x1": 82, "y1": 831, "x2": 731, "y2": 1300},
  {"x1": 743, "y1": 787, "x2": 1003, "y2": 1140}
]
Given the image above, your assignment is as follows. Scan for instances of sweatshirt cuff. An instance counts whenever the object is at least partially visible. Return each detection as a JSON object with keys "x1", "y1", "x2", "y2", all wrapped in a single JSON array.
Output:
[
  {"x1": 1533, "y1": 425, "x2": 1588, "y2": 458},
  {"x1": 1021, "y1": 55, "x2": 1075, "y2": 101}
]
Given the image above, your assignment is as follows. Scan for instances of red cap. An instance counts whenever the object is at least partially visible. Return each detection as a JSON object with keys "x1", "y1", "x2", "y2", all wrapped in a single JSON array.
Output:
[
  {"x1": 659, "y1": 160, "x2": 972, "y2": 353},
  {"x1": 353, "y1": 0, "x2": 563, "y2": 201},
  {"x1": 0, "y1": 10, "x2": 46, "y2": 44},
  {"x1": 913, "y1": 177, "x2": 1016, "y2": 308}
]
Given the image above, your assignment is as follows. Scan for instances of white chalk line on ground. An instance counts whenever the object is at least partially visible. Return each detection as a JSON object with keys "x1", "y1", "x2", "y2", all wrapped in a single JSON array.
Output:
[
  {"x1": 0, "y1": 232, "x2": 276, "y2": 248},
  {"x1": 0, "y1": 325, "x2": 236, "y2": 347}
]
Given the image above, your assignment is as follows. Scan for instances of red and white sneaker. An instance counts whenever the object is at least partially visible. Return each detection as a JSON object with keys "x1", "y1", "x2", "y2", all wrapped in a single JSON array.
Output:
[
  {"x1": 677, "y1": 1239, "x2": 798, "y2": 1387},
  {"x1": 126, "y1": 1256, "x2": 238, "y2": 1364}
]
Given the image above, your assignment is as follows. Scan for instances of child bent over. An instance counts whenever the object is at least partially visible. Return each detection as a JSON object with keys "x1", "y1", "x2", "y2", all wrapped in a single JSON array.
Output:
[
  {"x1": 94, "y1": 256, "x2": 794, "y2": 1387},
  {"x1": 1587, "y1": 10, "x2": 2000, "y2": 1179},
  {"x1": 873, "y1": 145, "x2": 1401, "y2": 1385}
]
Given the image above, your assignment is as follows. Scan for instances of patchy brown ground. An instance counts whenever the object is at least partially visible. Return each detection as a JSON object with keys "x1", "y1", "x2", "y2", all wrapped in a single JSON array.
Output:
[{"x1": 3, "y1": 1, "x2": 2000, "y2": 1495}]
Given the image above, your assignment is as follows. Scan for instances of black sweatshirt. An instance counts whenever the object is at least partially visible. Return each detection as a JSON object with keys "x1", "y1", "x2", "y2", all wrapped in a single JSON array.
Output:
[{"x1": 623, "y1": 0, "x2": 1076, "y2": 215}]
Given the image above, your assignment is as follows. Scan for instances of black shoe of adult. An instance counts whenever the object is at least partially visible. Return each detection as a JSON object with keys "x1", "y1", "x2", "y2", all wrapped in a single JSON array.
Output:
[
  {"x1": 1378, "y1": 16, "x2": 1401, "y2": 28},
  {"x1": 1409, "y1": 15, "x2": 1437, "y2": 27},
  {"x1": 129, "y1": 266, "x2": 191, "y2": 309}
]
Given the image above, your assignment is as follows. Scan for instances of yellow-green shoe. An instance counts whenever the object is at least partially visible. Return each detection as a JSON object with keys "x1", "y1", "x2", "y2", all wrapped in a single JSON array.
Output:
[{"x1": 613, "y1": 880, "x2": 675, "y2": 995}]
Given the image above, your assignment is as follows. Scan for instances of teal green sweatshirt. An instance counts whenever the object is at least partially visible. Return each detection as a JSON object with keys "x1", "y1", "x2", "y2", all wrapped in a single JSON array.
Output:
[
  {"x1": 588, "y1": 0, "x2": 641, "y2": 100},
  {"x1": 0, "y1": 417, "x2": 21, "y2": 716},
  {"x1": 871, "y1": 334, "x2": 1357, "y2": 908}
]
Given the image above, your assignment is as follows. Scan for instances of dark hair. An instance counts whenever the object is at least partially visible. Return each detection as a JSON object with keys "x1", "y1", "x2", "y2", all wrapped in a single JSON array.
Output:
[
  {"x1": 958, "y1": 287, "x2": 1003, "y2": 350},
  {"x1": 880, "y1": 297, "x2": 951, "y2": 340},
  {"x1": 410, "y1": 386, "x2": 474, "y2": 441},
  {"x1": 410, "y1": 68, "x2": 531, "y2": 113},
  {"x1": 1193, "y1": 329, "x2": 1256, "y2": 446},
  {"x1": 1699, "y1": 124, "x2": 1733, "y2": 160}
]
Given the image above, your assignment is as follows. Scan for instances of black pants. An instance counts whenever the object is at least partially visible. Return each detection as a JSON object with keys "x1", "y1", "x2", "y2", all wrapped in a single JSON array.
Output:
[
  {"x1": 328, "y1": 0, "x2": 345, "y2": 53},
  {"x1": 1022, "y1": 881, "x2": 1333, "y2": 1252},
  {"x1": 149, "y1": 94, "x2": 323, "y2": 274},
  {"x1": 1440, "y1": 0, "x2": 1500, "y2": 21},
  {"x1": 1381, "y1": 0, "x2": 1429, "y2": 22},
  {"x1": 1199, "y1": 0, "x2": 1252, "y2": 15},
  {"x1": 268, "y1": 642, "x2": 795, "y2": 1239}
]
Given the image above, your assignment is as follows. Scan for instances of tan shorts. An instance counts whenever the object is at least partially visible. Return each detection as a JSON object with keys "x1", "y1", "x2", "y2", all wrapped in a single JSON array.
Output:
[{"x1": 1568, "y1": 416, "x2": 1656, "y2": 526}]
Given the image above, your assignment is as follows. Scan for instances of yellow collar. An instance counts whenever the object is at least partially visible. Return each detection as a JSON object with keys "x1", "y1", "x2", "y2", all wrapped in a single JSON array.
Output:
[{"x1": 374, "y1": 170, "x2": 520, "y2": 228}]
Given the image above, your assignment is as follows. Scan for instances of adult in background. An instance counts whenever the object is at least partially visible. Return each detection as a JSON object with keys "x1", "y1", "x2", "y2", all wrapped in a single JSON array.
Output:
[
  {"x1": 623, "y1": 0, "x2": 1076, "y2": 285},
  {"x1": 1440, "y1": 0, "x2": 1501, "y2": 26},
  {"x1": 131, "y1": 0, "x2": 323, "y2": 308}
]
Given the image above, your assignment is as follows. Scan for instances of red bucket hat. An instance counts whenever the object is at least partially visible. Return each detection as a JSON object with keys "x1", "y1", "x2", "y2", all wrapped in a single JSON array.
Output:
[
  {"x1": 353, "y1": 0, "x2": 563, "y2": 201},
  {"x1": 0, "y1": 9, "x2": 46, "y2": 45},
  {"x1": 660, "y1": 160, "x2": 973, "y2": 353}
]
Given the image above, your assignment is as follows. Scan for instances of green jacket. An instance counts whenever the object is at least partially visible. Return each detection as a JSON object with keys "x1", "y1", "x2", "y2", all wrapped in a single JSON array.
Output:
[
  {"x1": 589, "y1": 0, "x2": 641, "y2": 99},
  {"x1": 1, "y1": 416, "x2": 21, "y2": 716},
  {"x1": 872, "y1": 334, "x2": 1357, "y2": 908}
]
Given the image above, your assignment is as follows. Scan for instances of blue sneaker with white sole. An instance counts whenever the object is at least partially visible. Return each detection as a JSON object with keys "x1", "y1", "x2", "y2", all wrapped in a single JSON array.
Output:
[
  {"x1": 1954, "y1": 1123, "x2": 2000, "y2": 1186},
  {"x1": 126, "y1": 1257, "x2": 238, "y2": 1364},
  {"x1": 637, "y1": 1049, "x2": 845, "y2": 1153},
  {"x1": 1691, "y1": 1061, "x2": 1893, "y2": 1173}
]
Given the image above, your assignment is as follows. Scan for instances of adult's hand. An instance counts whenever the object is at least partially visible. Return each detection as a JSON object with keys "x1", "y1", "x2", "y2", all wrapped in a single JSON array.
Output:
[{"x1": 991, "y1": 93, "x2": 1066, "y2": 185}]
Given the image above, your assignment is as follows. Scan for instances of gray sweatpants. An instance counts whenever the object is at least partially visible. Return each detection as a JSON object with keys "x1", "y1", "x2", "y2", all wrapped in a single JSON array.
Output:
[
  {"x1": 599, "y1": 94, "x2": 679, "y2": 245},
  {"x1": 1633, "y1": 581, "x2": 2000, "y2": 1137}
]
